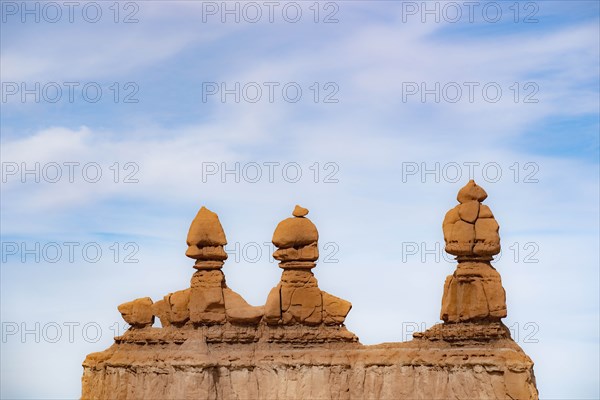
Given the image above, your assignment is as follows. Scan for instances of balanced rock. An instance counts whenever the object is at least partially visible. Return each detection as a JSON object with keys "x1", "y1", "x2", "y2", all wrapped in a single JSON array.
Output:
[
  {"x1": 272, "y1": 205, "x2": 319, "y2": 251},
  {"x1": 292, "y1": 204, "x2": 309, "y2": 217},
  {"x1": 117, "y1": 297, "x2": 154, "y2": 328},
  {"x1": 186, "y1": 206, "x2": 228, "y2": 269},
  {"x1": 440, "y1": 181, "x2": 507, "y2": 324},
  {"x1": 265, "y1": 206, "x2": 351, "y2": 327},
  {"x1": 186, "y1": 206, "x2": 227, "y2": 246},
  {"x1": 443, "y1": 179, "x2": 500, "y2": 258}
]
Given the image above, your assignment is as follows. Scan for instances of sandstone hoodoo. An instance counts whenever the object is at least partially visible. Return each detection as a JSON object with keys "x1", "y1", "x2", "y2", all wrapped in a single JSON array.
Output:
[
  {"x1": 83, "y1": 192, "x2": 538, "y2": 399},
  {"x1": 116, "y1": 205, "x2": 265, "y2": 329},
  {"x1": 265, "y1": 205, "x2": 353, "y2": 327},
  {"x1": 440, "y1": 179, "x2": 506, "y2": 324},
  {"x1": 410, "y1": 181, "x2": 537, "y2": 399},
  {"x1": 185, "y1": 206, "x2": 228, "y2": 269}
]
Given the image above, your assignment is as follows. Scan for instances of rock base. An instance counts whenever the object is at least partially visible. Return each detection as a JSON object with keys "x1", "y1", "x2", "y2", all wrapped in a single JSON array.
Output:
[
  {"x1": 413, "y1": 321, "x2": 510, "y2": 342},
  {"x1": 82, "y1": 323, "x2": 537, "y2": 400}
]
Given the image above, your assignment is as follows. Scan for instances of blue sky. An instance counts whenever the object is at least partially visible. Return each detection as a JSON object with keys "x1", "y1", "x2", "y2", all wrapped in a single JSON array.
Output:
[{"x1": 1, "y1": 1, "x2": 599, "y2": 398}]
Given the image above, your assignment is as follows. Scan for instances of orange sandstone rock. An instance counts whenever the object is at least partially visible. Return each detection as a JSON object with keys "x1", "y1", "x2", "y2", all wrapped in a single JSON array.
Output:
[
  {"x1": 186, "y1": 206, "x2": 227, "y2": 247},
  {"x1": 443, "y1": 179, "x2": 500, "y2": 258},
  {"x1": 185, "y1": 245, "x2": 228, "y2": 260},
  {"x1": 223, "y1": 288, "x2": 264, "y2": 324},
  {"x1": 165, "y1": 289, "x2": 190, "y2": 325},
  {"x1": 440, "y1": 181, "x2": 507, "y2": 324},
  {"x1": 292, "y1": 204, "x2": 309, "y2": 217},
  {"x1": 187, "y1": 207, "x2": 227, "y2": 246},
  {"x1": 117, "y1": 297, "x2": 154, "y2": 328},
  {"x1": 266, "y1": 206, "x2": 351, "y2": 327},
  {"x1": 457, "y1": 179, "x2": 488, "y2": 203},
  {"x1": 273, "y1": 242, "x2": 319, "y2": 262},
  {"x1": 458, "y1": 200, "x2": 479, "y2": 223},
  {"x1": 322, "y1": 291, "x2": 352, "y2": 325},
  {"x1": 150, "y1": 299, "x2": 170, "y2": 327},
  {"x1": 264, "y1": 285, "x2": 282, "y2": 324},
  {"x1": 272, "y1": 206, "x2": 318, "y2": 249},
  {"x1": 85, "y1": 198, "x2": 537, "y2": 399},
  {"x1": 186, "y1": 206, "x2": 228, "y2": 269}
]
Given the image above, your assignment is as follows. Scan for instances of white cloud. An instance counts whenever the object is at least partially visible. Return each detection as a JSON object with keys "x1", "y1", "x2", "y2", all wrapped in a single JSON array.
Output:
[{"x1": 1, "y1": 2, "x2": 598, "y2": 399}]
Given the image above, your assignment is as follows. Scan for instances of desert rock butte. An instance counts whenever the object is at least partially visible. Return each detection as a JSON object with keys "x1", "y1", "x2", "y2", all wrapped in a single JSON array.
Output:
[{"x1": 82, "y1": 182, "x2": 538, "y2": 399}]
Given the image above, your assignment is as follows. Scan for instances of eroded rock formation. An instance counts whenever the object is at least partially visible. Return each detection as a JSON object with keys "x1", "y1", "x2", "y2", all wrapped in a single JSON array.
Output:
[
  {"x1": 117, "y1": 206, "x2": 265, "y2": 328},
  {"x1": 264, "y1": 206, "x2": 352, "y2": 327},
  {"x1": 440, "y1": 179, "x2": 506, "y2": 323},
  {"x1": 83, "y1": 191, "x2": 538, "y2": 399}
]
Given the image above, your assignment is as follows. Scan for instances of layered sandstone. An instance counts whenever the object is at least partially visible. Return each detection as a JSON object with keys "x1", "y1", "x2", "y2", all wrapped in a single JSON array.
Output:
[
  {"x1": 82, "y1": 194, "x2": 538, "y2": 399},
  {"x1": 82, "y1": 325, "x2": 536, "y2": 400}
]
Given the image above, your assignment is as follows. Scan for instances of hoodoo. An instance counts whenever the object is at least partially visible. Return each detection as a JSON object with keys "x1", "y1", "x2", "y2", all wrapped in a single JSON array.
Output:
[{"x1": 82, "y1": 189, "x2": 538, "y2": 399}]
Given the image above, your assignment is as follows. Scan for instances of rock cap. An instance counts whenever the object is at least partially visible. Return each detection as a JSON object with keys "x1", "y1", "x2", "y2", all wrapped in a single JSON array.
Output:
[
  {"x1": 186, "y1": 206, "x2": 227, "y2": 247},
  {"x1": 272, "y1": 206, "x2": 318, "y2": 249},
  {"x1": 457, "y1": 179, "x2": 488, "y2": 203},
  {"x1": 443, "y1": 181, "x2": 500, "y2": 258},
  {"x1": 293, "y1": 205, "x2": 309, "y2": 217}
]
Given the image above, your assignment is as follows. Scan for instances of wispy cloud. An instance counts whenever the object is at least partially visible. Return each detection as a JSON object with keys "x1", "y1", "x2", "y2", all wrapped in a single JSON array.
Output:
[{"x1": 1, "y1": 1, "x2": 598, "y2": 399}]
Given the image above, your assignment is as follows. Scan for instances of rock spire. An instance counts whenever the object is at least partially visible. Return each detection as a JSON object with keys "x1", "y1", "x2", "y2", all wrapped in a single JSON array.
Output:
[
  {"x1": 117, "y1": 206, "x2": 264, "y2": 328},
  {"x1": 264, "y1": 205, "x2": 352, "y2": 326},
  {"x1": 87, "y1": 197, "x2": 538, "y2": 399},
  {"x1": 440, "y1": 180, "x2": 507, "y2": 323},
  {"x1": 185, "y1": 206, "x2": 228, "y2": 269}
]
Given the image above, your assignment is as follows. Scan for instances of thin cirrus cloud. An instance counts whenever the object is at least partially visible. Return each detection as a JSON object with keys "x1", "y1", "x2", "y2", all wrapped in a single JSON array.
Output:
[{"x1": 1, "y1": 1, "x2": 598, "y2": 399}]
